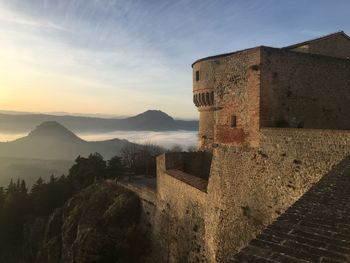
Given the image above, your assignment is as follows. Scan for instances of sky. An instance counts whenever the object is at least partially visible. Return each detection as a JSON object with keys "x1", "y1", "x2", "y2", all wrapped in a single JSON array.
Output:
[{"x1": 0, "y1": 0, "x2": 349, "y2": 119}]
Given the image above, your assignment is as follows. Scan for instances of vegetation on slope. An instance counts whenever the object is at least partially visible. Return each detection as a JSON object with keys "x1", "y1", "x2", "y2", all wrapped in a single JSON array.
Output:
[{"x1": 0, "y1": 153, "x2": 149, "y2": 263}]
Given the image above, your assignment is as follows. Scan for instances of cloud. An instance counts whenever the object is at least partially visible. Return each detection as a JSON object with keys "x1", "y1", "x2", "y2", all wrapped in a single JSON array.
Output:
[
  {"x1": 78, "y1": 130, "x2": 198, "y2": 149},
  {"x1": 0, "y1": 3, "x2": 66, "y2": 31},
  {"x1": 0, "y1": 0, "x2": 349, "y2": 118}
]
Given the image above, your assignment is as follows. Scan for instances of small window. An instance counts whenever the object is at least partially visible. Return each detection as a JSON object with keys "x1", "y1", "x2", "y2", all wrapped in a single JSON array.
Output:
[
  {"x1": 195, "y1": 71, "x2": 200, "y2": 81},
  {"x1": 231, "y1": 116, "x2": 237, "y2": 127}
]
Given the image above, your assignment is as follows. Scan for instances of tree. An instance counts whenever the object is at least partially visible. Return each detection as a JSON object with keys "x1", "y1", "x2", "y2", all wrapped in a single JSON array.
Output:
[
  {"x1": 121, "y1": 144, "x2": 139, "y2": 172},
  {"x1": 0, "y1": 187, "x2": 5, "y2": 209},
  {"x1": 169, "y1": 145, "x2": 183, "y2": 152},
  {"x1": 6, "y1": 179, "x2": 16, "y2": 195},
  {"x1": 1, "y1": 179, "x2": 30, "y2": 249},
  {"x1": 107, "y1": 156, "x2": 125, "y2": 179},
  {"x1": 133, "y1": 143, "x2": 165, "y2": 176},
  {"x1": 31, "y1": 177, "x2": 44, "y2": 193},
  {"x1": 187, "y1": 145, "x2": 197, "y2": 152},
  {"x1": 68, "y1": 153, "x2": 107, "y2": 190},
  {"x1": 20, "y1": 180, "x2": 27, "y2": 195}
]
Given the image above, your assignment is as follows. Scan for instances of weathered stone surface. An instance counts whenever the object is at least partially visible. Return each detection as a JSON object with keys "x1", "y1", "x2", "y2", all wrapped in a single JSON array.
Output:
[
  {"x1": 154, "y1": 153, "x2": 208, "y2": 262},
  {"x1": 285, "y1": 31, "x2": 350, "y2": 59},
  {"x1": 232, "y1": 156, "x2": 350, "y2": 262},
  {"x1": 260, "y1": 47, "x2": 350, "y2": 129},
  {"x1": 193, "y1": 47, "x2": 261, "y2": 149},
  {"x1": 126, "y1": 32, "x2": 350, "y2": 263},
  {"x1": 35, "y1": 182, "x2": 147, "y2": 263}
]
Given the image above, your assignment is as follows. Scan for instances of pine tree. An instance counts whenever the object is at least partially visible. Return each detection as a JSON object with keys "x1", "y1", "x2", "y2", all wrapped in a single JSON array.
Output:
[{"x1": 20, "y1": 180, "x2": 27, "y2": 195}]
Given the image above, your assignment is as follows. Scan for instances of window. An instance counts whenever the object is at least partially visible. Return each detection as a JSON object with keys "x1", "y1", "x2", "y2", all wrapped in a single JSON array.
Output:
[
  {"x1": 231, "y1": 116, "x2": 237, "y2": 127},
  {"x1": 195, "y1": 71, "x2": 200, "y2": 81}
]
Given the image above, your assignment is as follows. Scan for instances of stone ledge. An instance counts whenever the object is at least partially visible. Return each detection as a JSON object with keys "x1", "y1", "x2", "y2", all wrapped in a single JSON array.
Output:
[
  {"x1": 166, "y1": 169, "x2": 208, "y2": 193},
  {"x1": 118, "y1": 178, "x2": 157, "y2": 205}
]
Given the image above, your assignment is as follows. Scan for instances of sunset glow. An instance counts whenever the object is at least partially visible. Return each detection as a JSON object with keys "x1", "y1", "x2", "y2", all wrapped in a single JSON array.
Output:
[{"x1": 0, "y1": 0, "x2": 349, "y2": 118}]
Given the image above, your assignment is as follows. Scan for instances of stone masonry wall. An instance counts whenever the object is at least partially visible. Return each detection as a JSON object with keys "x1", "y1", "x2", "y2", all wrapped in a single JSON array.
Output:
[
  {"x1": 204, "y1": 128, "x2": 350, "y2": 262},
  {"x1": 260, "y1": 47, "x2": 350, "y2": 129},
  {"x1": 213, "y1": 48, "x2": 260, "y2": 148},
  {"x1": 193, "y1": 54, "x2": 216, "y2": 150},
  {"x1": 153, "y1": 153, "x2": 208, "y2": 262},
  {"x1": 233, "y1": 155, "x2": 350, "y2": 262},
  {"x1": 193, "y1": 47, "x2": 261, "y2": 148},
  {"x1": 289, "y1": 33, "x2": 350, "y2": 59}
]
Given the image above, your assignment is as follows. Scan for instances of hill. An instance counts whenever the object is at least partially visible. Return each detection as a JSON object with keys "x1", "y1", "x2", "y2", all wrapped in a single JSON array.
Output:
[
  {"x1": 0, "y1": 157, "x2": 73, "y2": 188},
  {"x1": 0, "y1": 110, "x2": 198, "y2": 134},
  {"x1": 0, "y1": 121, "x2": 135, "y2": 160}
]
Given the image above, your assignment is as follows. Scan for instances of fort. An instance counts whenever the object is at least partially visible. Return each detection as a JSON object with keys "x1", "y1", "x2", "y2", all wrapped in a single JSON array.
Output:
[{"x1": 120, "y1": 31, "x2": 350, "y2": 262}]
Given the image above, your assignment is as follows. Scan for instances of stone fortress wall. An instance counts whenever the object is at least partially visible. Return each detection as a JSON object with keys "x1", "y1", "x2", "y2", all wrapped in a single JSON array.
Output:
[
  {"x1": 260, "y1": 47, "x2": 350, "y2": 129},
  {"x1": 205, "y1": 129, "x2": 350, "y2": 261},
  {"x1": 285, "y1": 31, "x2": 350, "y2": 59},
  {"x1": 192, "y1": 47, "x2": 261, "y2": 149},
  {"x1": 123, "y1": 32, "x2": 350, "y2": 262}
]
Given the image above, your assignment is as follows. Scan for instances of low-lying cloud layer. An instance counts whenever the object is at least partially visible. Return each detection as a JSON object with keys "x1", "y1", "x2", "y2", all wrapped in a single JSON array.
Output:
[
  {"x1": 79, "y1": 130, "x2": 198, "y2": 149},
  {"x1": 0, "y1": 130, "x2": 198, "y2": 150}
]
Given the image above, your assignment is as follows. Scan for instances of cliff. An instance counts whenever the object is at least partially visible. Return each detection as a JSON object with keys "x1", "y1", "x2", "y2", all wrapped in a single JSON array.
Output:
[{"x1": 9, "y1": 182, "x2": 150, "y2": 263}]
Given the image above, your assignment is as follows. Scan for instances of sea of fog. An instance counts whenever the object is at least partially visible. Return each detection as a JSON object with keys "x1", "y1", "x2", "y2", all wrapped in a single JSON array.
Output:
[
  {"x1": 0, "y1": 133, "x2": 28, "y2": 142},
  {"x1": 78, "y1": 130, "x2": 198, "y2": 149},
  {"x1": 0, "y1": 130, "x2": 198, "y2": 149}
]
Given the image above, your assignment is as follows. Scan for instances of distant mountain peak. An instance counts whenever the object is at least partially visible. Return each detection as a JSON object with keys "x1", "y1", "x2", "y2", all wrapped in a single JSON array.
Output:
[
  {"x1": 122, "y1": 110, "x2": 177, "y2": 131},
  {"x1": 131, "y1": 110, "x2": 174, "y2": 120},
  {"x1": 28, "y1": 121, "x2": 81, "y2": 140}
]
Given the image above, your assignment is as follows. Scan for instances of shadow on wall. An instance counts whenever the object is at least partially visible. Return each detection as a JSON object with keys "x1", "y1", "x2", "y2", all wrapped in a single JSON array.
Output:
[{"x1": 164, "y1": 151, "x2": 212, "y2": 180}]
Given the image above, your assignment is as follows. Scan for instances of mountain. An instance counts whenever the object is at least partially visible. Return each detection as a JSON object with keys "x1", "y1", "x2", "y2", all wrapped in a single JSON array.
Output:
[
  {"x1": 120, "y1": 110, "x2": 177, "y2": 130},
  {"x1": 0, "y1": 121, "x2": 135, "y2": 160},
  {"x1": 0, "y1": 110, "x2": 198, "y2": 134},
  {"x1": 28, "y1": 121, "x2": 82, "y2": 141}
]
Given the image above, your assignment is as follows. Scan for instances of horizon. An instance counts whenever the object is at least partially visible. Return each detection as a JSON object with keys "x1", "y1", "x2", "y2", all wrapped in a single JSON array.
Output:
[
  {"x1": 0, "y1": 118, "x2": 198, "y2": 148},
  {"x1": 1, "y1": 0, "x2": 350, "y2": 118},
  {"x1": 0, "y1": 108, "x2": 198, "y2": 120}
]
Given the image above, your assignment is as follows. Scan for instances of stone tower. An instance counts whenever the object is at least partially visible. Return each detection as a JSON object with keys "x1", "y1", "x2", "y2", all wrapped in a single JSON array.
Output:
[
  {"x1": 192, "y1": 47, "x2": 261, "y2": 151},
  {"x1": 192, "y1": 31, "x2": 350, "y2": 152},
  {"x1": 192, "y1": 61, "x2": 215, "y2": 151}
]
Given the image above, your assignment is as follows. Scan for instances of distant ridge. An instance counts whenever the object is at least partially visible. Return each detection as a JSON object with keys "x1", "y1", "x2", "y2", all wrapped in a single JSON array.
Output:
[
  {"x1": 0, "y1": 110, "x2": 198, "y2": 133},
  {"x1": 121, "y1": 110, "x2": 177, "y2": 130},
  {"x1": 28, "y1": 121, "x2": 82, "y2": 141},
  {"x1": 0, "y1": 122, "x2": 136, "y2": 160}
]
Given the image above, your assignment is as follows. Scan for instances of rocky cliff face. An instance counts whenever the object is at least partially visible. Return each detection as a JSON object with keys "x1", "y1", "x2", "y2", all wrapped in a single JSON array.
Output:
[{"x1": 21, "y1": 182, "x2": 149, "y2": 263}]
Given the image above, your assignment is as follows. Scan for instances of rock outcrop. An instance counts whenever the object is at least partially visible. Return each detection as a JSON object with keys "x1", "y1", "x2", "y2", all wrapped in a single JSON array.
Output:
[{"x1": 20, "y1": 182, "x2": 149, "y2": 263}]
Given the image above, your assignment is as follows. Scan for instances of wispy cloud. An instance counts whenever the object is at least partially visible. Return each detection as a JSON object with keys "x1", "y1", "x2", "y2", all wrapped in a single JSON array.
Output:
[
  {"x1": 0, "y1": 4, "x2": 66, "y2": 31},
  {"x1": 0, "y1": 0, "x2": 349, "y2": 118}
]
